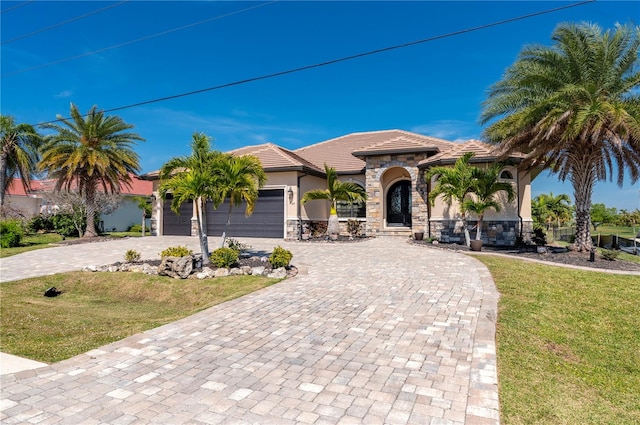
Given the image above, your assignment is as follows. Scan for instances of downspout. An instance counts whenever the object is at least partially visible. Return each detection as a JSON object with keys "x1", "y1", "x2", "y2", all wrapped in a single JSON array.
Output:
[{"x1": 517, "y1": 168, "x2": 523, "y2": 241}]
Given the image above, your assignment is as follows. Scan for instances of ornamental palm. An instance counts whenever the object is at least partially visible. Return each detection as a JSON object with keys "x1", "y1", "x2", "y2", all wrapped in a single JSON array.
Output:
[
  {"x1": 533, "y1": 192, "x2": 572, "y2": 230},
  {"x1": 212, "y1": 154, "x2": 267, "y2": 247},
  {"x1": 481, "y1": 22, "x2": 640, "y2": 252},
  {"x1": 425, "y1": 152, "x2": 477, "y2": 246},
  {"x1": 464, "y1": 164, "x2": 516, "y2": 241},
  {"x1": 0, "y1": 115, "x2": 42, "y2": 207},
  {"x1": 301, "y1": 164, "x2": 367, "y2": 236},
  {"x1": 159, "y1": 132, "x2": 221, "y2": 262},
  {"x1": 39, "y1": 104, "x2": 143, "y2": 237}
]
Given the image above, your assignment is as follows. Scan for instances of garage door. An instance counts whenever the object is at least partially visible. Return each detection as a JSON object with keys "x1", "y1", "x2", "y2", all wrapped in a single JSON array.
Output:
[
  {"x1": 162, "y1": 196, "x2": 193, "y2": 236},
  {"x1": 206, "y1": 189, "x2": 284, "y2": 238}
]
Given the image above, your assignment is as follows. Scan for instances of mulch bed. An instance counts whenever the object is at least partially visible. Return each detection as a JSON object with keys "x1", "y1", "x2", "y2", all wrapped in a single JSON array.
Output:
[{"x1": 412, "y1": 240, "x2": 640, "y2": 272}]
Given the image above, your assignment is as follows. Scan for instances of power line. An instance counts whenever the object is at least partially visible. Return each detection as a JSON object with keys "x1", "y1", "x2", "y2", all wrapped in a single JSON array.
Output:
[
  {"x1": 2, "y1": 1, "x2": 279, "y2": 77},
  {"x1": 34, "y1": 0, "x2": 595, "y2": 127},
  {"x1": 2, "y1": 0, "x2": 130, "y2": 45},
  {"x1": 0, "y1": 0, "x2": 32, "y2": 14}
]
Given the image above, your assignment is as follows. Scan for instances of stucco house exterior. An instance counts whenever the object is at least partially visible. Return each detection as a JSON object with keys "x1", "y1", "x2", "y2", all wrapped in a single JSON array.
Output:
[
  {"x1": 3, "y1": 176, "x2": 153, "y2": 232},
  {"x1": 145, "y1": 130, "x2": 535, "y2": 246}
]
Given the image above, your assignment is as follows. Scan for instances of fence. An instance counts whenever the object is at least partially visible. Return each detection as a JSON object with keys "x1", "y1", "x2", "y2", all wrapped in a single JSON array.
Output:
[{"x1": 551, "y1": 226, "x2": 638, "y2": 255}]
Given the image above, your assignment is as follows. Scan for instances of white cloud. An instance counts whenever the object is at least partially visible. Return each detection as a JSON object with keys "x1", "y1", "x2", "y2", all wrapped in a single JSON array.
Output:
[
  {"x1": 410, "y1": 120, "x2": 480, "y2": 142},
  {"x1": 54, "y1": 90, "x2": 73, "y2": 98}
]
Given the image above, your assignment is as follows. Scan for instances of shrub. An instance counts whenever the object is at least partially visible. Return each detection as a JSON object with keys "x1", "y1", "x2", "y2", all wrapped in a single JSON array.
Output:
[
  {"x1": 0, "y1": 219, "x2": 24, "y2": 248},
  {"x1": 128, "y1": 224, "x2": 149, "y2": 233},
  {"x1": 124, "y1": 249, "x2": 141, "y2": 262},
  {"x1": 309, "y1": 221, "x2": 327, "y2": 237},
  {"x1": 226, "y1": 238, "x2": 251, "y2": 254},
  {"x1": 210, "y1": 247, "x2": 238, "y2": 268},
  {"x1": 532, "y1": 227, "x2": 547, "y2": 246},
  {"x1": 600, "y1": 249, "x2": 620, "y2": 261},
  {"x1": 27, "y1": 214, "x2": 54, "y2": 233},
  {"x1": 269, "y1": 246, "x2": 293, "y2": 268},
  {"x1": 51, "y1": 213, "x2": 82, "y2": 237},
  {"x1": 160, "y1": 245, "x2": 193, "y2": 258}
]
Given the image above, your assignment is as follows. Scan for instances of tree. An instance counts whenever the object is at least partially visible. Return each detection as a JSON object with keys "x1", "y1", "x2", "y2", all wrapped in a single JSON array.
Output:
[
  {"x1": 481, "y1": 23, "x2": 640, "y2": 252},
  {"x1": 0, "y1": 115, "x2": 42, "y2": 208},
  {"x1": 213, "y1": 154, "x2": 267, "y2": 248},
  {"x1": 39, "y1": 104, "x2": 143, "y2": 237},
  {"x1": 159, "y1": 132, "x2": 221, "y2": 263},
  {"x1": 532, "y1": 192, "x2": 573, "y2": 230},
  {"x1": 425, "y1": 152, "x2": 477, "y2": 246},
  {"x1": 465, "y1": 163, "x2": 516, "y2": 241},
  {"x1": 133, "y1": 196, "x2": 152, "y2": 236},
  {"x1": 590, "y1": 203, "x2": 617, "y2": 229},
  {"x1": 301, "y1": 164, "x2": 367, "y2": 237}
]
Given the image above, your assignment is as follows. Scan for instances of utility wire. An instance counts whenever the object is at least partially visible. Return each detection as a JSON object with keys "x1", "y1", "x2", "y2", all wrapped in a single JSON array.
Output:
[
  {"x1": 2, "y1": 0, "x2": 130, "y2": 45},
  {"x1": 0, "y1": 0, "x2": 32, "y2": 14},
  {"x1": 34, "y1": 0, "x2": 595, "y2": 127},
  {"x1": 2, "y1": 1, "x2": 279, "y2": 77}
]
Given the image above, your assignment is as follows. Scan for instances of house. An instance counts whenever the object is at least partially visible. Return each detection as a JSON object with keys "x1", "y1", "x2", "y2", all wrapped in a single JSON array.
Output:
[
  {"x1": 144, "y1": 130, "x2": 535, "y2": 245},
  {"x1": 3, "y1": 176, "x2": 153, "y2": 232}
]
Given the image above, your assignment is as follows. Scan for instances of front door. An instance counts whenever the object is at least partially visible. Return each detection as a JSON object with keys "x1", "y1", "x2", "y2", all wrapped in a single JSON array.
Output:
[{"x1": 387, "y1": 181, "x2": 412, "y2": 226}]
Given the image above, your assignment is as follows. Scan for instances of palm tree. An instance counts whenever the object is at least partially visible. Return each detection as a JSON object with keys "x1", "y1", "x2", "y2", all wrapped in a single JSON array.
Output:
[
  {"x1": 425, "y1": 152, "x2": 477, "y2": 246},
  {"x1": 0, "y1": 115, "x2": 42, "y2": 208},
  {"x1": 39, "y1": 104, "x2": 143, "y2": 237},
  {"x1": 464, "y1": 164, "x2": 516, "y2": 241},
  {"x1": 213, "y1": 154, "x2": 267, "y2": 247},
  {"x1": 159, "y1": 132, "x2": 221, "y2": 263},
  {"x1": 533, "y1": 192, "x2": 572, "y2": 230},
  {"x1": 481, "y1": 22, "x2": 640, "y2": 252},
  {"x1": 301, "y1": 164, "x2": 367, "y2": 237}
]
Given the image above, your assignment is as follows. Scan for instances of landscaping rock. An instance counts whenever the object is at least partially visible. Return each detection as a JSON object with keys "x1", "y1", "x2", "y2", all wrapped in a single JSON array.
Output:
[
  {"x1": 251, "y1": 266, "x2": 266, "y2": 276},
  {"x1": 157, "y1": 256, "x2": 194, "y2": 279},
  {"x1": 267, "y1": 267, "x2": 287, "y2": 279},
  {"x1": 214, "y1": 268, "x2": 229, "y2": 277},
  {"x1": 82, "y1": 265, "x2": 98, "y2": 272},
  {"x1": 240, "y1": 266, "x2": 252, "y2": 275},
  {"x1": 196, "y1": 267, "x2": 215, "y2": 279},
  {"x1": 229, "y1": 267, "x2": 243, "y2": 276}
]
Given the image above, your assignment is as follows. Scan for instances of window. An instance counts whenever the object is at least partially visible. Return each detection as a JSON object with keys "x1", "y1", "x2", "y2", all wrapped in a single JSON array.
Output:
[
  {"x1": 500, "y1": 170, "x2": 514, "y2": 180},
  {"x1": 336, "y1": 200, "x2": 366, "y2": 218}
]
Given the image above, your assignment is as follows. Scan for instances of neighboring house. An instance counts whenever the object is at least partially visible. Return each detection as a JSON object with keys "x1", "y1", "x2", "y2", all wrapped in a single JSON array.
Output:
[
  {"x1": 144, "y1": 130, "x2": 536, "y2": 245},
  {"x1": 3, "y1": 176, "x2": 153, "y2": 232}
]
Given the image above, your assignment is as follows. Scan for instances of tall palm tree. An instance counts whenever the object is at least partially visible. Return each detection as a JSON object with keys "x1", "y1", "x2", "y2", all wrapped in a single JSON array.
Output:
[
  {"x1": 159, "y1": 132, "x2": 221, "y2": 263},
  {"x1": 213, "y1": 154, "x2": 267, "y2": 247},
  {"x1": 0, "y1": 115, "x2": 42, "y2": 208},
  {"x1": 464, "y1": 163, "x2": 516, "y2": 241},
  {"x1": 39, "y1": 104, "x2": 143, "y2": 237},
  {"x1": 481, "y1": 22, "x2": 640, "y2": 252},
  {"x1": 425, "y1": 152, "x2": 477, "y2": 246},
  {"x1": 301, "y1": 164, "x2": 367, "y2": 237}
]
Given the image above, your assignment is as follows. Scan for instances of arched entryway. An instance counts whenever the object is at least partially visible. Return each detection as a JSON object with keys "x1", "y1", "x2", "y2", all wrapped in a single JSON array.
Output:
[{"x1": 386, "y1": 180, "x2": 412, "y2": 227}]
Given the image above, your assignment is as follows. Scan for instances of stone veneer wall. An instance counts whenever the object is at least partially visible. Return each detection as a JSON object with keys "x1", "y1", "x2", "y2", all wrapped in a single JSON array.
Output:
[
  {"x1": 364, "y1": 153, "x2": 430, "y2": 236},
  {"x1": 429, "y1": 219, "x2": 534, "y2": 246},
  {"x1": 287, "y1": 219, "x2": 368, "y2": 240}
]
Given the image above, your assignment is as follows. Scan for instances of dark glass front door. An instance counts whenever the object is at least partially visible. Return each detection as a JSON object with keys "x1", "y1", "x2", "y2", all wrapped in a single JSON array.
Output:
[{"x1": 387, "y1": 181, "x2": 412, "y2": 226}]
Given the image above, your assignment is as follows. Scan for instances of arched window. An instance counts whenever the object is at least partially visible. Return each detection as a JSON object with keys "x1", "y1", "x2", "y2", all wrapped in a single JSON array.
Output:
[{"x1": 500, "y1": 170, "x2": 514, "y2": 180}]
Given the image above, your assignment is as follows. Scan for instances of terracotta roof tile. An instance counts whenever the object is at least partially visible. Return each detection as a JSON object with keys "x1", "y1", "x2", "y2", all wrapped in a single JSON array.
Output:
[
  {"x1": 417, "y1": 139, "x2": 524, "y2": 167},
  {"x1": 294, "y1": 130, "x2": 455, "y2": 173},
  {"x1": 230, "y1": 143, "x2": 324, "y2": 174},
  {"x1": 5, "y1": 175, "x2": 152, "y2": 196}
]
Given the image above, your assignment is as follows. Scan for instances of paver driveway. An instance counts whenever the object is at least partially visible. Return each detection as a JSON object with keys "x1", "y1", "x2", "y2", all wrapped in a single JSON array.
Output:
[{"x1": 0, "y1": 237, "x2": 499, "y2": 424}]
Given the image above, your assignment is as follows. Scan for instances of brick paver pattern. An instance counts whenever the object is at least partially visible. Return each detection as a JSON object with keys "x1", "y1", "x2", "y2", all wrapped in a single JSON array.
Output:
[{"x1": 0, "y1": 237, "x2": 499, "y2": 424}]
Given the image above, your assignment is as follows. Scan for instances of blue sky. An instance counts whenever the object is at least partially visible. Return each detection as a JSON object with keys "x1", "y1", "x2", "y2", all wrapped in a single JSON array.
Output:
[{"x1": 2, "y1": 1, "x2": 639, "y2": 211}]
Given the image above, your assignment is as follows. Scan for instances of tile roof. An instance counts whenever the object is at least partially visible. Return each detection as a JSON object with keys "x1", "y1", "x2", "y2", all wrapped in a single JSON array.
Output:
[
  {"x1": 294, "y1": 130, "x2": 455, "y2": 174},
  {"x1": 5, "y1": 175, "x2": 152, "y2": 196},
  {"x1": 417, "y1": 139, "x2": 524, "y2": 167},
  {"x1": 229, "y1": 143, "x2": 325, "y2": 175}
]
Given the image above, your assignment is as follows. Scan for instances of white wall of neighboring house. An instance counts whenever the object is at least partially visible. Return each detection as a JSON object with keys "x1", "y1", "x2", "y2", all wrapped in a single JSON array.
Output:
[{"x1": 100, "y1": 197, "x2": 148, "y2": 232}]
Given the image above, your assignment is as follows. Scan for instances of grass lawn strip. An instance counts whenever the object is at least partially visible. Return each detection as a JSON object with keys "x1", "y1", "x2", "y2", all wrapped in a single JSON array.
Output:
[
  {"x1": 0, "y1": 272, "x2": 279, "y2": 363},
  {"x1": 475, "y1": 255, "x2": 640, "y2": 425}
]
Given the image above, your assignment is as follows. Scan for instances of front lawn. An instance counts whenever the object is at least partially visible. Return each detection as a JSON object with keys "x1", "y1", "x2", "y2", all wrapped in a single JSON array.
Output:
[
  {"x1": 0, "y1": 233, "x2": 68, "y2": 258},
  {"x1": 475, "y1": 256, "x2": 640, "y2": 425},
  {"x1": 0, "y1": 272, "x2": 279, "y2": 363}
]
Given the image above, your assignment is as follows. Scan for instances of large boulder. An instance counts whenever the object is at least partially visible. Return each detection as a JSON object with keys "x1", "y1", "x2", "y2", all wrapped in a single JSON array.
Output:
[{"x1": 157, "y1": 256, "x2": 194, "y2": 279}]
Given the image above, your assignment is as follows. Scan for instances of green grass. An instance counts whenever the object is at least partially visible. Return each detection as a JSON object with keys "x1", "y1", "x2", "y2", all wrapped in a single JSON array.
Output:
[
  {"x1": 0, "y1": 233, "x2": 70, "y2": 258},
  {"x1": 0, "y1": 272, "x2": 279, "y2": 363},
  {"x1": 475, "y1": 255, "x2": 640, "y2": 425},
  {"x1": 592, "y1": 225, "x2": 638, "y2": 239}
]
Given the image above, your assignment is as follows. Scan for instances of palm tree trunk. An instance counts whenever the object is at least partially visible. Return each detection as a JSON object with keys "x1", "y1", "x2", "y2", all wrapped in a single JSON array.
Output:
[
  {"x1": 84, "y1": 185, "x2": 98, "y2": 237},
  {"x1": 476, "y1": 214, "x2": 484, "y2": 241},
  {"x1": 0, "y1": 151, "x2": 7, "y2": 207},
  {"x1": 327, "y1": 205, "x2": 340, "y2": 237},
  {"x1": 195, "y1": 199, "x2": 210, "y2": 264},
  {"x1": 571, "y1": 163, "x2": 596, "y2": 252},
  {"x1": 221, "y1": 202, "x2": 233, "y2": 248}
]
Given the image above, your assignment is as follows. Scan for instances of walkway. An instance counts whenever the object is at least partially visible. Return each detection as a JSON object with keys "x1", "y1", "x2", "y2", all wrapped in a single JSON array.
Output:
[{"x1": 0, "y1": 237, "x2": 499, "y2": 424}]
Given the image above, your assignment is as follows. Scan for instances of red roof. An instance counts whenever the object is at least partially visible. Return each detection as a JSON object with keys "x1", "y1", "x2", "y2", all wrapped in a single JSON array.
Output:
[{"x1": 5, "y1": 175, "x2": 152, "y2": 197}]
